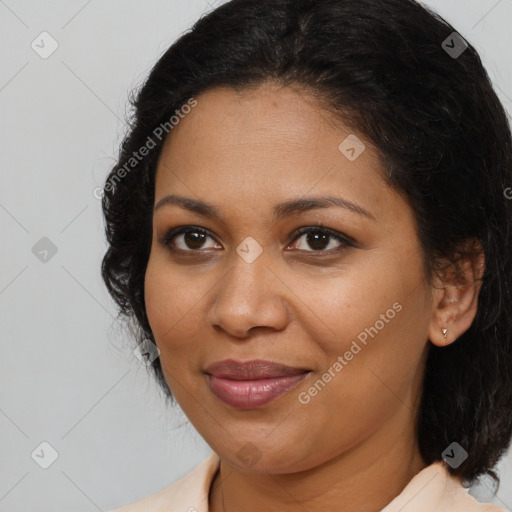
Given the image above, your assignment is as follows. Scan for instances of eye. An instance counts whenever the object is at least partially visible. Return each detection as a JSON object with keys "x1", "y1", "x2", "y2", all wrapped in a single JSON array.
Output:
[
  {"x1": 288, "y1": 226, "x2": 354, "y2": 254},
  {"x1": 158, "y1": 226, "x2": 221, "y2": 252},
  {"x1": 158, "y1": 224, "x2": 354, "y2": 256}
]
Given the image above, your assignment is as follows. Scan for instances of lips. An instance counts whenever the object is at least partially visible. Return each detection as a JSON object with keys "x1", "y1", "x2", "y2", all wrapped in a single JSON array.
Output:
[
  {"x1": 205, "y1": 359, "x2": 311, "y2": 409},
  {"x1": 206, "y1": 359, "x2": 309, "y2": 379}
]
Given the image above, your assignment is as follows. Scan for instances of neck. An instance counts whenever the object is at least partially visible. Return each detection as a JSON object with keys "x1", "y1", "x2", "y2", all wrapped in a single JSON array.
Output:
[{"x1": 209, "y1": 415, "x2": 427, "y2": 512}]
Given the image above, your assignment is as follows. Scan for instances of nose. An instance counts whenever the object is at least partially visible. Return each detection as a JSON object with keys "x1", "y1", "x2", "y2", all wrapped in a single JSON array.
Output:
[{"x1": 207, "y1": 246, "x2": 290, "y2": 339}]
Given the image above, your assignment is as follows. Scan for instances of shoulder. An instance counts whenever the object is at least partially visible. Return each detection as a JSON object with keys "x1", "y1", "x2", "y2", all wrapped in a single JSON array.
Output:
[
  {"x1": 381, "y1": 462, "x2": 506, "y2": 512},
  {"x1": 106, "y1": 452, "x2": 220, "y2": 512}
]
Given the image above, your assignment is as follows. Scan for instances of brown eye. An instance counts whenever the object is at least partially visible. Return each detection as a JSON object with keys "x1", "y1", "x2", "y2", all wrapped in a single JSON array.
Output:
[
  {"x1": 159, "y1": 227, "x2": 221, "y2": 252},
  {"x1": 290, "y1": 227, "x2": 353, "y2": 253},
  {"x1": 180, "y1": 230, "x2": 208, "y2": 250}
]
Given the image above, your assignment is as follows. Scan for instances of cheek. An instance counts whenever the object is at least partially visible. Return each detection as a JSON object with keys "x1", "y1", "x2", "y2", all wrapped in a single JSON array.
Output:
[
  {"x1": 286, "y1": 255, "x2": 419, "y2": 357},
  {"x1": 143, "y1": 257, "x2": 205, "y2": 402},
  {"x1": 297, "y1": 251, "x2": 430, "y2": 403},
  {"x1": 144, "y1": 259, "x2": 173, "y2": 341},
  {"x1": 294, "y1": 291, "x2": 429, "y2": 462},
  {"x1": 144, "y1": 254, "x2": 203, "y2": 360}
]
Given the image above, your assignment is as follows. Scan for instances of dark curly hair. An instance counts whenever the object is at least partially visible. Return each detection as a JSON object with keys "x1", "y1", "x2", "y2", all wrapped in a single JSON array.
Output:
[{"x1": 100, "y1": 0, "x2": 512, "y2": 487}]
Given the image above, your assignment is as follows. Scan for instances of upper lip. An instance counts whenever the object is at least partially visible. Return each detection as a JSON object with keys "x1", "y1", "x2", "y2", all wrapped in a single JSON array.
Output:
[{"x1": 205, "y1": 359, "x2": 310, "y2": 380}]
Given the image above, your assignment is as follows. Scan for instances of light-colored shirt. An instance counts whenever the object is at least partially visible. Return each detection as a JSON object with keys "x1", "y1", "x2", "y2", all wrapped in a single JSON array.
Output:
[{"x1": 108, "y1": 452, "x2": 505, "y2": 512}]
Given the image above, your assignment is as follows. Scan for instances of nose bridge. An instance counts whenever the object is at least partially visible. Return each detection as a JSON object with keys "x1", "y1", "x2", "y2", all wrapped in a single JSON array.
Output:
[
  {"x1": 209, "y1": 241, "x2": 288, "y2": 336},
  {"x1": 224, "y1": 234, "x2": 272, "y2": 293}
]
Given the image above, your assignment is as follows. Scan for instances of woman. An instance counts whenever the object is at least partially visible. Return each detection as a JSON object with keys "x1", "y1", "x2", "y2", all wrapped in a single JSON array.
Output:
[{"x1": 101, "y1": 0, "x2": 512, "y2": 510}]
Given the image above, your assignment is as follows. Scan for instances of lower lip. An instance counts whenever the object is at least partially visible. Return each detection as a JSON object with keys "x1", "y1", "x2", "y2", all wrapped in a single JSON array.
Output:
[{"x1": 208, "y1": 373, "x2": 310, "y2": 409}]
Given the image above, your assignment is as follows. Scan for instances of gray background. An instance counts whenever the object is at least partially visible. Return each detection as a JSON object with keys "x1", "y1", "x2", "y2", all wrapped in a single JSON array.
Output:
[{"x1": 1, "y1": 1, "x2": 511, "y2": 510}]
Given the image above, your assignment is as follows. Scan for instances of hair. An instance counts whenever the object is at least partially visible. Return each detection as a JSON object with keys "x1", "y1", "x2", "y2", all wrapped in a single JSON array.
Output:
[{"x1": 101, "y1": 0, "x2": 512, "y2": 487}]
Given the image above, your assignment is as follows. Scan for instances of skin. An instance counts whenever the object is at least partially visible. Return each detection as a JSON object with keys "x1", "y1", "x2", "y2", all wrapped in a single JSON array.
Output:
[{"x1": 144, "y1": 82, "x2": 484, "y2": 512}]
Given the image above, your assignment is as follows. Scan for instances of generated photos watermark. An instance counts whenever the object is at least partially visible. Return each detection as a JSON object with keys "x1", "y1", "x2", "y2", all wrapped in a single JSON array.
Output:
[
  {"x1": 93, "y1": 97, "x2": 198, "y2": 199},
  {"x1": 298, "y1": 301, "x2": 403, "y2": 404}
]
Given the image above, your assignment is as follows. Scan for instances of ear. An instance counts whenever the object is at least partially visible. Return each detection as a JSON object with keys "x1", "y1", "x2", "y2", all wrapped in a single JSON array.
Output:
[{"x1": 428, "y1": 239, "x2": 485, "y2": 347}]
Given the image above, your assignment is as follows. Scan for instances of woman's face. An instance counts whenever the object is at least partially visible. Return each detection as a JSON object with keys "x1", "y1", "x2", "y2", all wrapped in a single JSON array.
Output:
[{"x1": 144, "y1": 83, "x2": 433, "y2": 474}]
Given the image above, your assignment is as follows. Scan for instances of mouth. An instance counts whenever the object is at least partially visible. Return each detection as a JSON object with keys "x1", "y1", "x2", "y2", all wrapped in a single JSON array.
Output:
[{"x1": 205, "y1": 359, "x2": 311, "y2": 409}]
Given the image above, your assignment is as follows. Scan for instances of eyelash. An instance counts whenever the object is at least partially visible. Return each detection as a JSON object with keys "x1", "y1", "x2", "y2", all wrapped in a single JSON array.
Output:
[{"x1": 158, "y1": 224, "x2": 355, "y2": 256}]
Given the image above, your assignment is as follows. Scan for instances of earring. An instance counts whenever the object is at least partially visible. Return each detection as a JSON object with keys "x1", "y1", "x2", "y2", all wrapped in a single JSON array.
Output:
[{"x1": 441, "y1": 327, "x2": 448, "y2": 339}]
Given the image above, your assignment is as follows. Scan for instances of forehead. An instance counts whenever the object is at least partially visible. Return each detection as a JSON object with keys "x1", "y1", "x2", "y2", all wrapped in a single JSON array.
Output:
[
  {"x1": 153, "y1": 84, "x2": 401, "y2": 226},
  {"x1": 159, "y1": 83, "x2": 351, "y2": 158}
]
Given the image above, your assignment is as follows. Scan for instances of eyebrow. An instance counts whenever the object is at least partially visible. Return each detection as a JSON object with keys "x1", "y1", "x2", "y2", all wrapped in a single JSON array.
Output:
[{"x1": 154, "y1": 194, "x2": 376, "y2": 221}]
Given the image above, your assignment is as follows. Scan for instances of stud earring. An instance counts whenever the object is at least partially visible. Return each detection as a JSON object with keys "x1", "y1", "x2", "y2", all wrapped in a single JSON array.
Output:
[{"x1": 441, "y1": 327, "x2": 448, "y2": 339}]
